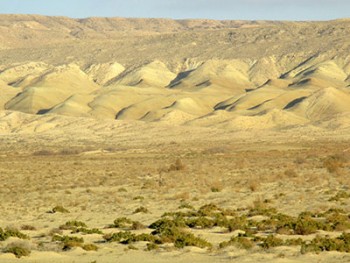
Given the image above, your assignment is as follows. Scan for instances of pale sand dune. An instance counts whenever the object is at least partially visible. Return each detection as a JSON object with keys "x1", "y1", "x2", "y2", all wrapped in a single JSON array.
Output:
[
  {"x1": 5, "y1": 64, "x2": 99, "y2": 114},
  {"x1": 187, "y1": 109, "x2": 308, "y2": 130},
  {"x1": 88, "y1": 86, "x2": 150, "y2": 119},
  {"x1": 225, "y1": 87, "x2": 286, "y2": 112},
  {"x1": 116, "y1": 60, "x2": 176, "y2": 87},
  {"x1": 49, "y1": 94, "x2": 95, "y2": 117},
  {"x1": 169, "y1": 59, "x2": 250, "y2": 91},
  {"x1": 0, "y1": 82, "x2": 19, "y2": 109},
  {"x1": 288, "y1": 87, "x2": 350, "y2": 121},
  {"x1": 1, "y1": 57, "x2": 350, "y2": 127},
  {"x1": 0, "y1": 62, "x2": 50, "y2": 87},
  {"x1": 116, "y1": 95, "x2": 177, "y2": 120},
  {"x1": 0, "y1": 16, "x2": 350, "y2": 130},
  {"x1": 292, "y1": 61, "x2": 348, "y2": 81},
  {"x1": 85, "y1": 62, "x2": 125, "y2": 85}
]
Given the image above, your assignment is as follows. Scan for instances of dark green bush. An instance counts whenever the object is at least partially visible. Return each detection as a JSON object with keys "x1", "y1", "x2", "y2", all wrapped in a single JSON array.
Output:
[
  {"x1": 227, "y1": 216, "x2": 248, "y2": 232},
  {"x1": 174, "y1": 232, "x2": 211, "y2": 249},
  {"x1": 301, "y1": 233, "x2": 350, "y2": 254},
  {"x1": 71, "y1": 227, "x2": 103, "y2": 235},
  {"x1": 4, "y1": 244, "x2": 31, "y2": 258},
  {"x1": 59, "y1": 221, "x2": 87, "y2": 230},
  {"x1": 260, "y1": 235, "x2": 284, "y2": 249},
  {"x1": 133, "y1": 206, "x2": 149, "y2": 214},
  {"x1": 82, "y1": 244, "x2": 98, "y2": 251},
  {"x1": 219, "y1": 236, "x2": 254, "y2": 250},
  {"x1": 186, "y1": 217, "x2": 215, "y2": 229},
  {"x1": 103, "y1": 231, "x2": 135, "y2": 243},
  {"x1": 52, "y1": 235, "x2": 84, "y2": 250},
  {"x1": 146, "y1": 242, "x2": 159, "y2": 251},
  {"x1": 0, "y1": 227, "x2": 29, "y2": 241}
]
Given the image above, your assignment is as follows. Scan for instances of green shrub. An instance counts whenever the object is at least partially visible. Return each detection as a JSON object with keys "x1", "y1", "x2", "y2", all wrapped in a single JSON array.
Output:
[
  {"x1": 226, "y1": 216, "x2": 248, "y2": 232},
  {"x1": 59, "y1": 221, "x2": 87, "y2": 230},
  {"x1": 186, "y1": 217, "x2": 215, "y2": 229},
  {"x1": 21, "y1": 225, "x2": 36, "y2": 231},
  {"x1": 133, "y1": 206, "x2": 149, "y2": 214},
  {"x1": 82, "y1": 244, "x2": 98, "y2": 251},
  {"x1": 329, "y1": 191, "x2": 350, "y2": 202},
  {"x1": 3, "y1": 244, "x2": 31, "y2": 258},
  {"x1": 197, "y1": 203, "x2": 221, "y2": 217},
  {"x1": 324, "y1": 210, "x2": 350, "y2": 231},
  {"x1": 131, "y1": 221, "x2": 145, "y2": 230},
  {"x1": 149, "y1": 218, "x2": 186, "y2": 231},
  {"x1": 285, "y1": 238, "x2": 303, "y2": 246},
  {"x1": 294, "y1": 216, "x2": 324, "y2": 235},
  {"x1": 146, "y1": 242, "x2": 159, "y2": 251},
  {"x1": 128, "y1": 244, "x2": 138, "y2": 250},
  {"x1": 133, "y1": 196, "x2": 144, "y2": 201},
  {"x1": 219, "y1": 236, "x2": 254, "y2": 250},
  {"x1": 178, "y1": 202, "x2": 194, "y2": 210},
  {"x1": 113, "y1": 217, "x2": 133, "y2": 228},
  {"x1": 103, "y1": 231, "x2": 135, "y2": 243},
  {"x1": 260, "y1": 235, "x2": 284, "y2": 249},
  {"x1": 111, "y1": 217, "x2": 145, "y2": 230},
  {"x1": 71, "y1": 228, "x2": 103, "y2": 235},
  {"x1": 248, "y1": 204, "x2": 277, "y2": 217},
  {"x1": 210, "y1": 186, "x2": 222, "y2": 193},
  {"x1": 174, "y1": 232, "x2": 211, "y2": 249},
  {"x1": 52, "y1": 235, "x2": 84, "y2": 250},
  {"x1": 133, "y1": 233, "x2": 157, "y2": 243},
  {"x1": 0, "y1": 227, "x2": 29, "y2": 241},
  {"x1": 301, "y1": 233, "x2": 350, "y2": 254}
]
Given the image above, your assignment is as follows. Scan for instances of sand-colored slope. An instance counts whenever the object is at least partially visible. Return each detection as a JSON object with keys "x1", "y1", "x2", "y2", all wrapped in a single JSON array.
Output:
[
  {"x1": 219, "y1": 109, "x2": 308, "y2": 130},
  {"x1": 85, "y1": 62, "x2": 125, "y2": 85},
  {"x1": 48, "y1": 94, "x2": 95, "y2": 117},
  {"x1": 224, "y1": 87, "x2": 286, "y2": 112},
  {"x1": 169, "y1": 59, "x2": 250, "y2": 92},
  {"x1": 116, "y1": 61, "x2": 176, "y2": 87},
  {"x1": 1, "y1": 58, "x2": 350, "y2": 129},
  {"x1": 0, "y1": 81, "x2": 20, "y2": 109},
  {"x1": 0, "y1": 15, "x2": 350, "y2": 131},
  {"x1": 89, "y1": 85, "x2": 185, "y2": 120},
  {"x1": 289, "y1": 61, "x2": 347, "y2": 81},
  {"x1": 0, "y1": 62, "x2": 50, "y2": 87},
  {"x1": 140, "y1": 97, "x2": 213, "y2": 124},
  {"x1": 187, "y1": 108, "x2": 308, "y2": 130},
  {"x1": 288, "y1": 87, "x2": 350, "y2": 121},
  {"x1": 5, "y1": 64, "x2": 99, "y2": 114},
  {"x1": 248, "y1": 56, "x2": 283, "y2": 85}
]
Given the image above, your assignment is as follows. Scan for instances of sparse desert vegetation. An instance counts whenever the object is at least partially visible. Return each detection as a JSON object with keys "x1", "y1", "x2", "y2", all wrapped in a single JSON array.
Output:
[{"x1": 0, "y1": 133, "x2": 349, "y2": 262}]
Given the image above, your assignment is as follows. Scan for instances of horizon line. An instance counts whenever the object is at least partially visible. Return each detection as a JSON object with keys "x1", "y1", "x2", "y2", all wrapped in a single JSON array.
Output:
[{"x1": 0, "y1": 13, "x2": 349, "y2": 23}]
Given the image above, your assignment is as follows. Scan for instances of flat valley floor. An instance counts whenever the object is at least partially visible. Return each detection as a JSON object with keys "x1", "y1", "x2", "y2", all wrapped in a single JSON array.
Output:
[{"x1": 0, "y1": 121, "x2": 349, "y2": 263}]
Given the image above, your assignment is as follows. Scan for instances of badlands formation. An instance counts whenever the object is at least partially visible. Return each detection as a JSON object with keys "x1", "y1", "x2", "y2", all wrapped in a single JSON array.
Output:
[
  {"x1": 0, "y1": 15, "x2": 349, "y2": 130},
  {"x1": 0, "y1": 15, "x2": 350, "y2": 263}
]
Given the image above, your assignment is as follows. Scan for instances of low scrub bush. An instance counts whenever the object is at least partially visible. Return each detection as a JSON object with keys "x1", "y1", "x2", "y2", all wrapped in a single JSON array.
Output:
[
  {"x1": 0, "y1": 227, "x2": 29, "y2": 241},
  {"x1": 3, "y1": 243, "x2": 31, "y2": 258}
]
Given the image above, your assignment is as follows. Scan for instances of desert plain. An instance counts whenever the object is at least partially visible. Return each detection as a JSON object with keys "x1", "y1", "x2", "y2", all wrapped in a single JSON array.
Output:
[{"x1": 0, "y1": 15, "x2": 350, "y2": 262}]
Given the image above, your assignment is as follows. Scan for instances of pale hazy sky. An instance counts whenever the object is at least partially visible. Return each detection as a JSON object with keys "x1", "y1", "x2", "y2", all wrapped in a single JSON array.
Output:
[{"x1": 0, "y1": 0, "x2": 349, "y2": 20}]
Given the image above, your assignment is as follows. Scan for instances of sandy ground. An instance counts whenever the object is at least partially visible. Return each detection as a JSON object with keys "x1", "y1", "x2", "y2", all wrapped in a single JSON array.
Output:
[{"x1": 0, "y1": 113, "x2": 349, "y2": 262}]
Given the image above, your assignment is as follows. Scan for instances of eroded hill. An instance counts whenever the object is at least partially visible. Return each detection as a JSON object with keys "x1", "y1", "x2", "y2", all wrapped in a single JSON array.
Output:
[{"x1": 0, "y1": 15, "x2": 350, "y2": 131}]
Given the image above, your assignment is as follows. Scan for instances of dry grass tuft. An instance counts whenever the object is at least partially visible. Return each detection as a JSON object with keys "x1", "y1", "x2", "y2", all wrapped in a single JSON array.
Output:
[{"x1": 323, "y1": 154, "x2": 346, "y2": 174}]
